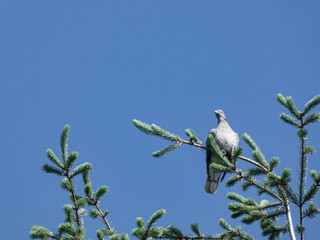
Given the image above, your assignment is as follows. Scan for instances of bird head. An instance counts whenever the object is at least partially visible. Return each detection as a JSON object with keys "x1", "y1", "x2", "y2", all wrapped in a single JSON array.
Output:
[{"x1": 215, "y1": 110, "x2": 226, "y2": 121}]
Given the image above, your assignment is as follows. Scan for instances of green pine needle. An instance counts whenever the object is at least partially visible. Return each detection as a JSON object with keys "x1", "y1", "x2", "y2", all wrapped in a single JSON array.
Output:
[
  {"x1": 302, "y1": 202, "x2": 320, "y2": 219},
  {"x1": 190, "y1": 223, "x2": 201, "y2": 237},
  {"x1": 131, "y1": 228, "x2": 146, "y2": 239},
  {"x1": 185, "y1": 129, "x2": 200, "y2": 143},
  {"x1": 146, "y1": 209, "x2": 166, "y2": 230},
  {"x1": 231, "y1": 147, "x2": 243, "y2": 164},
  {"x1": 304, "y1": 94, "x2": 320, "y2": 114},
  {"x1": 63, "y1": 204, "x2": 74, "y2": 223},
  {"x1": 227, "y1": 192, "x2": 246, "y2": 203},
  {"x1": 269, "y1": 157, "x2": 280, "y2": 171},
  {"x1": 228, "y1": 203, "x2": 249, "y2": 214},
  {"x1": 78, "y1": 208, "x2": 87, "y2": 217},
  {"x1": 252, "y1": 150, "x2": 267, "y2": 167},
  {"x1": 241, "y1": 214, "x2": 258, "y2": 225},
  {"x1": 164, "y1": 225, "x2": 183, "y2": 239},
  {"x1": 132, "y1": 119, "x2": 154, "y2": 135},
  {"x1": 46, "y1": 149, "x2": 64, "y2": 168},
  {"x1": 30, "y1": 225, "x2": 53, "y2": 239},
  {"x1": 226, "y1": 175, "x2": 242, "y2": 187},
  {"x1": 277, "y1": 93, "x2": 287, "y2": 108},
  {"x1": 266, "y1": 207, "x2": 286, "y2": 219},
  {"x1": 150, "y1": 124, "x2": 177, "y2": 141},
  {"x1": 286, "y1": 96, "x2": 301, "y2": 119},
  {"x1": 77, "y1": 196, "x2": 88, "y2": 208},
  {"x1": 76, "y1": 226, "x2": 86, "y2": 237},
  {"x1": 283, "y1": 184, "x2": 299, "y2": 206},
  {"x1": 302, "y1": 182, "x2": 320, "y2": 204},
  {"x1": 58, "y1": 223, "x2": 74, "y2": 235},
  {"x1": 152, "y1": 143, "x2": 180, "y2": 157},
  {"x1": 109, "y1": 234, "x2": 129, "y2": 240},
  {"x1": 136, "y1": 217, "x2": 144, "y2": 228},
  {"x1": 84, "y1": 183, "x2": 93, "y2": 198},
  {"x1": 242, "y1": 133, "x2": 259, "y2": 150},
  {"x1": 65, "y1": 152, "x2": 79, "y2": 169},
  {"x1": 60, "y1": 177, "x2": 72, "y2": 191},
  {"x1": 264, "y1": 172, "x2": 280, "y2": 187},
  {"x1": 281, "y1": 168, "x2": 291, "y2": 183},
  {"x1": 279, "y1": 113, "x2": 299, "y2": 127},
  {"x1": 206, "y1": 134, "x2": 231, "y2": 167},
  {"x1": 242, "y1": 182, "x2": 253, "y2": 192},
  {"x1": 149, "y1": 227, "x2": 166, "y2": 238},
  {"x1": 72, "y1": 162, "x2": 93, "y2": 177},
  {"x1": 210, "y1": 163, "x2": 232, "y2": 172},
  {"x1": 305, "y1": 146, "x2": 316, "y2": 155},
  {"x1": 218, "y1": 219, "x2": 232, "y2": 231},
  {"x1": 304, "y1": 112, "x2": 320, "y2": 125},
  {"x1": 42, "y1": 163, "x2": 64, "y2": 176},
  {"x1": 231, "y1": 210, "x2": 246, "y2": 219},
  {"x1": 247, "y1": 167, "x2": 267, "y2": 176},
  {"x1": 297, "y1": 128, "x2": 308, "y2": 138},
  {"x1": 89, "y1": 209, "x2": 101, "y2": 219},
  {"x1": 310, "y1": 170, "x2": 318, "y2": 181},
  {"x1": 95, "y1": 186, "x2": 109, "y2": 201},
  {"x1": 244, "y1": 198, "x2": 257, "y2": 206},
  {"x1": 97, "y1": 228, "x2": 111, "y2": 240},
  {"x1": 60, "y1": 125, "x2": 70, "y2": 163}
]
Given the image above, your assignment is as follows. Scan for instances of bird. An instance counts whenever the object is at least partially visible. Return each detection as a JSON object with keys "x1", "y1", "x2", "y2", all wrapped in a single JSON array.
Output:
[{"x1": 205, "y1": 110, "x2": 239, "y2": 194}]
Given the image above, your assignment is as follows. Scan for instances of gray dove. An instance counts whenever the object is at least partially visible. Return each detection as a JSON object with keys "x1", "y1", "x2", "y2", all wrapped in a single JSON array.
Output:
[{"x1": 205, "y1": 110, "x2": 239, "y2": 194}]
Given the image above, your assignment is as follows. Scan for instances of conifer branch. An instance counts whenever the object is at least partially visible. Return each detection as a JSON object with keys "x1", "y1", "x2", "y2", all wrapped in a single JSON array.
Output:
[
  {"x1": 276, "y1": 184, "x2": 296, "y2": 240},
  {"x1": 299, "y1": 118, "x2": 307, "y2": 240},
  {"x1": 94, "y1": 203, "x2": 112, "y2": 230},
  {"x1": 66, "y1": 172, "x2": 82, "y2": 227},
  {"x1": 176, "y1": 137, "x2": 268, "y2": 171},
  {"x1": 236, "y1": 170, "x2": 283, "y2": 202}
]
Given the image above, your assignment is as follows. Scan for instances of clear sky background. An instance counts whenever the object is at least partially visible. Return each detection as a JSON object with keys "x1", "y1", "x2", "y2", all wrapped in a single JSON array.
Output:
[{"x1": 1, "y1": 1, "x2": 320, "y2": 239}]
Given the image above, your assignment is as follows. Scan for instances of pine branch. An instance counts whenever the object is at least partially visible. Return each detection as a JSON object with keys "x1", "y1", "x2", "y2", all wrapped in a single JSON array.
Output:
[
  {"x1": 302, "y1": 181, "x2": 320, "y2": 204},
  {"x1": 302, "y1": 202, "x2": 320, "y2": 219},
  {"x1": 146, "y1": 209, "x2": 166, "y2": 230},
  {"x1": 298, "y1": 118, "x2": 307, "y2": 240},
  {"x1": 60, "y1": 125, "x2": 70, "y2": 163},
  {"x1": 285, "y1": 97, "x2": 301, "y2": 119},
  {"x1": 185, "y1": 129, "x2": 200, "y2": 144},
  {"x1": 150, "y1": 124, "x2": 177, "y2": 141},
  {"x1": 152, "y1": 143, "x2": 181, "y2": 157},
  {"x1": 303, "y1": 95, "x2": 320, "y2": 114},
  {"x1": 304, "y1": 112, "x2": 320, "y2": 125},
  {"x1": 66, "y1": 173, "x2": 81, "y2": 227},
  {"x1": 134, "y1": 119, "x2": 268, "y2": 171},
  {"x1": 280, "y1": 113, "x2": 299, "y2": 127},
  {"x1": 283, "y1": 184, "x2": 299, "y2": 206},
  {"x1": 94, "y1": 203, "x2": 112, "y2": 230}
]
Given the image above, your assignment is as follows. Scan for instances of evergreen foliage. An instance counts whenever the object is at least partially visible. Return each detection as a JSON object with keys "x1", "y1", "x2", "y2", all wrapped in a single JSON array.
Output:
[
  {"x1": 31, "y1": 94, "x2": 320, "y2": 240},
  {"x1": 152, "y1": 143, "x2": 181, "y2": 157}
]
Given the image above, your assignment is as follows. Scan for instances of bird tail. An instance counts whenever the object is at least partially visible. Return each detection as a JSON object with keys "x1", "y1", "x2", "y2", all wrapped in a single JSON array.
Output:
[{"x1": 204, "y1": 172, "x2": 221, "y2": 194}]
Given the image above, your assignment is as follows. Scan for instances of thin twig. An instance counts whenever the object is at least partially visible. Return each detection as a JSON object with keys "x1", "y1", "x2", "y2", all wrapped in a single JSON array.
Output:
[
  {"x1": 277, "y1": 184, "x2": 296, "y2": 240},
  {"x1": 261, "y1": 202, "x2": 283, "y2": 210},
  {"x1": 67, "y1": 173, "x2": 81, "y2": 227},
  {"x1": 238, "y1": 156, "x2": 269, "y2": 172},
  {"x1": 177, "y1": 138, "x2": 268, "y2": 171},
  {"x1": 95, "y1": 203, "x2": 112, "y2": 230},
  {"x1": 236, "y1": 170, "x2": 283, "y2": 203},
  {"x1": 50, "y1": 233, "x2": 60, "y2": 240},
  {"x1": 299, "y1": 118, "x2": 306, "y2": 240}
]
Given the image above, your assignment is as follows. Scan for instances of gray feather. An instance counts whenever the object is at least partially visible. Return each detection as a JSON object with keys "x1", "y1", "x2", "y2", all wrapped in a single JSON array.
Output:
[{"x1": 205, "y1": 110, "x2": 239, "y2": 194}]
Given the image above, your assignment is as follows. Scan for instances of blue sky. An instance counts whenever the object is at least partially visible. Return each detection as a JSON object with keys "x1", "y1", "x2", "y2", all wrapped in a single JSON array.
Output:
[{"x1": 1, "y1": 1, "x2": 320, "y2": 239}]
